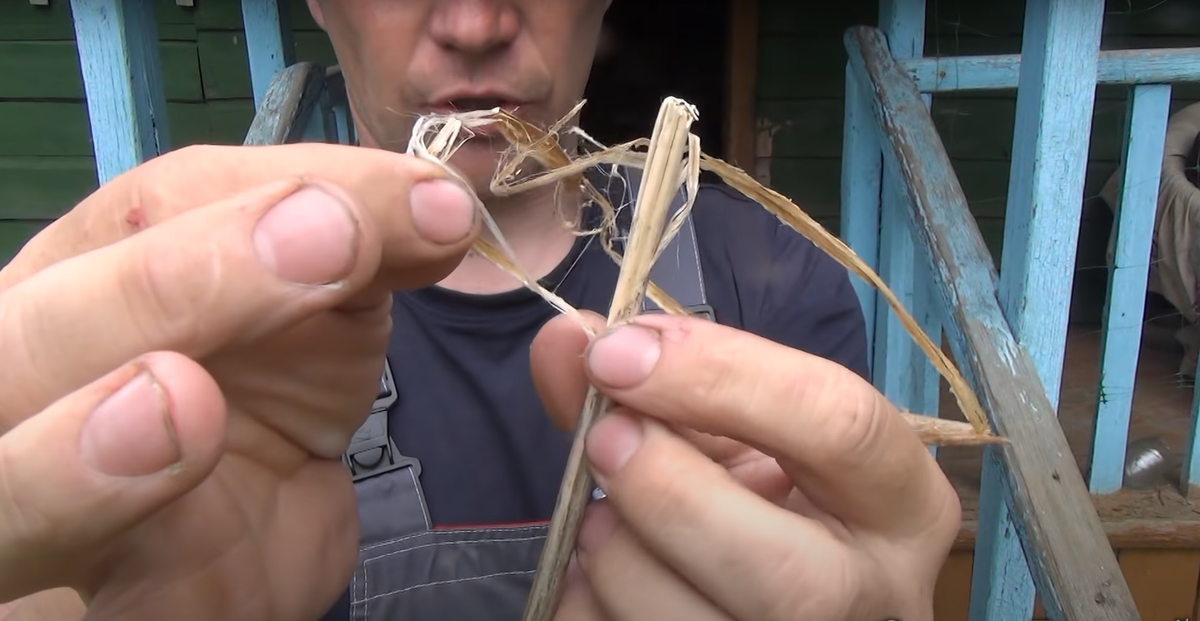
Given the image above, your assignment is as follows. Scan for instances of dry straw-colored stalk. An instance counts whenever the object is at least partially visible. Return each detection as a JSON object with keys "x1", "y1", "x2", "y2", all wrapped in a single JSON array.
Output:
[{"x1": 406, "y1": 97, "x2": 1003, "y2": 621}]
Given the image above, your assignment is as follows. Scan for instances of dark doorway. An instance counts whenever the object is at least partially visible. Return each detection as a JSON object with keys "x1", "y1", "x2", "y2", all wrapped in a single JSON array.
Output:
[{"x1": 579, "y1": 1, "x2": 729, "y2": 166}]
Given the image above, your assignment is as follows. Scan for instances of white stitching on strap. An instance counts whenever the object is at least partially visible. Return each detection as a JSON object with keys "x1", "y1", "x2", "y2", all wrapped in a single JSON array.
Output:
[{"x1": 356, "y1": 569, "x2": 537, "y2": 610}]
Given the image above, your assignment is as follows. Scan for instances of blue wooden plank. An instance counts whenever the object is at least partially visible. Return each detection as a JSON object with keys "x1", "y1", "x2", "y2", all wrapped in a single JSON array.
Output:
[
  {"x1": 1185, "y1": 372, "x2": 1200, "y2": 495},
  {"x1": 874, "y1": 0, "x2": 942, "y2": 431},
  {"x1": 839, "y1": 64, "x2": 882, "y2": 372},
  {"x1": 70, "y1": 0, "x2": 170, "y2": 185},
  {"x1": 843, "y1": 24, "x2": 1139, "y2": 620},
  {"x1": 241, "y1": 0, "x2": 294, "y2": 110},
  {"x1": 1089, "y1": 84, "x2": 1172, "y2": 494},
  {"x1": 902, "y1": 47, "x2": 1200, "y2": 92},
  {"x1": 975, "y1": 0, "x2": 1105, "y2": 619}
]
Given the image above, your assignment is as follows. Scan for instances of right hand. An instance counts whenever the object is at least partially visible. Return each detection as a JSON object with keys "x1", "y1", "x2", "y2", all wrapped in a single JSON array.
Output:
[{"x1": 0, "y1": 144, "x2": 481, "y2": 621}]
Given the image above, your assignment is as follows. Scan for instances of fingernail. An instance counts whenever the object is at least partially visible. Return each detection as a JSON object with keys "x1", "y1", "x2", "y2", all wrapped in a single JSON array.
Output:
[
  {"x1": 410, "y1": 179, "x2": 477, "y2": 244},
  {"x1": 586, "y1": 325, "x2": 661, "y2": 388},
  {"x1": 254, "y1": 185, "x2": 359, "y2": 285},
  {"x1": 81, "y1": 370, "x2": 181, "y2": 477},
  {"x1": 577, "y1": 500, "x2": 617, "y2": 554},
  {"x1": 586, "y1": 412, "x2": 643, "y2": 476}
]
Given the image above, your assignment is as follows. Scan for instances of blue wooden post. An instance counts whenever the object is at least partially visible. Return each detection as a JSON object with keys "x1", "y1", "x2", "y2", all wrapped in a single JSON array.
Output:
[
  {"x1": 241, "y1": 0, "x2": 295, "y2": 110},
  {"x1": 840, "y1": 67, "x2": 882, "y2": 372},
  {"x1": 1185, "y1": 364, "x2": 1200, "y2": 495},
  {"x1": 970, "y1": 1, "x2": 1104, "y2": 620},
  {"x1": 70, "y1": 0, "x2": 170, "y2": 185},
  {"x1": 1089, "y1": 84, "x2": 1172, "y2": 494},
  {"x1": 874, "y1": 0, "x2": 942, "y2": 457}
]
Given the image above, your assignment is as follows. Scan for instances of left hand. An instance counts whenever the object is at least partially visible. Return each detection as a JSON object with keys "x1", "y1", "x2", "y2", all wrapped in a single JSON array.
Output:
[{"x1": 529, "y1": 311, "x2": 961, "y2": 621}]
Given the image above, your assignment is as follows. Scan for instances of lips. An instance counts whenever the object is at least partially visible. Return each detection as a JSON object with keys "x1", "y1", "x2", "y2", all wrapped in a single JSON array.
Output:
[
  {"x1": 423, "y1": 94, "x2": 528, "y2": 137},
  {"x1": 426, "y1": 91, "x2": 527, "y2": 115}
]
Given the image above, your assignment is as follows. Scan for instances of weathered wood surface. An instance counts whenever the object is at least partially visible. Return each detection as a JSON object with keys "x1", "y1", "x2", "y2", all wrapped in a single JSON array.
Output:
[
  {"x1": 872, "y1": 0, "x2": 942, "y2": 433},
  {"x1": 242, "y1": 61, "x2": 326, "y2": 146},
  {"x1": 903, "y1": 47, "x2": 1200, "y2": 93},
  {"x1": 240, "y1": 0, "x2": 295, "y2": 109},
  {"x1": 70, "y1": 0, "x2": 171, "y2": 185},
  {"x1": 1088, "y1": 84, "x2": 1172, "y2": 494},
  {"x1": 844, "y1": 24, "x2": 1140, "y2": 621}
]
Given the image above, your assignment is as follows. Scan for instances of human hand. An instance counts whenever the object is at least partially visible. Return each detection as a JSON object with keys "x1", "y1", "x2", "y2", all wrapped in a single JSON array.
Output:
[
  {"x1": 0, "y1": 144, "x2": 480, "y2": 621},
  {"x1": 529, "y1": 312, "x2": 961, "y2": 621}
]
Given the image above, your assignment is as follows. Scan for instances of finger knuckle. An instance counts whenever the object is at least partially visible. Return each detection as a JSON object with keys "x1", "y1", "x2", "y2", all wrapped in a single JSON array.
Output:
[
  {"x1": 676, "y1": 333, "x2": 745, "y2": 415},
  {"x1": 802, "y1": 371, "x2": 886, "y2": 460},
  {"x1": 117, "y1": 239, "x2": 222, "y2": 347}
]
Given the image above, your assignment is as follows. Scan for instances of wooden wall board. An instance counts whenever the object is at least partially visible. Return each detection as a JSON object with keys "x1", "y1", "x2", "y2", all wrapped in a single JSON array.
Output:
[
  {"x1": 196, "y1": 30, "x2": 338, "y2": 100},
  {"x1": 1119, "y1": 548, "x2": 1200, "y2": 621},
  {"x1": 0, "y1": 40, "x2": 204, "y2": 101},
  {"x1": 0, "y1": 3, "x2": 197, "y2": 42},
  {"x1": 0, "y1": 156, "x2": 96, "y2": 221},
  {"x1": 0, "y1": 220, "x2": 52, "y2": 266},
  {"x1": 756, "y1": 0, "x2": 1200, "y2": 39},
  {"x1": 191, "y1": 0, "x2": 323, "y2": 31},
  {"x1": 933, "y1": 550, "x2": 973, "y2": 621},
  {"x1": 932, "y1": 547, "x2": 1200, "y2": 620},
  {"x1": 0, "y1": 101, "x2": 218, "y2": 158}
]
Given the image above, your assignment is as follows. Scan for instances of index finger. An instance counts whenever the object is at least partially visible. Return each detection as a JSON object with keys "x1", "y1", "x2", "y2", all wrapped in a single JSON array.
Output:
[
  {"x1": 0, "y1": 143, "x2": 455, "y2": 290},
  {"x1": 579, "y1": 313, "x2": 955, "y2": 535}
]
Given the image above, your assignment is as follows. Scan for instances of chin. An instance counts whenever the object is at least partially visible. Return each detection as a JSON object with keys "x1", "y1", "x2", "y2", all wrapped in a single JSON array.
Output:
[{"x1": 444, "y1": 140, "x2": 511, "y2": 197}]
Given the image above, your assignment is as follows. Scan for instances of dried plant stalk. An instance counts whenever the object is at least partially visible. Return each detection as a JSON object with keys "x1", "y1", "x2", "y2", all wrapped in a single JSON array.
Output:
[
  {"x1": 699, "y1": 156, "x2": 989, "y2": 435},
  {"x1": 903, "y1": 413, "x2": 1007, "y2": 446},
  {"x1": 403, "y1": 96, "x2": 1006, "y2": 621},
  {"x1": 518, "y1": 97, "x2": 700, "y2": 621}
]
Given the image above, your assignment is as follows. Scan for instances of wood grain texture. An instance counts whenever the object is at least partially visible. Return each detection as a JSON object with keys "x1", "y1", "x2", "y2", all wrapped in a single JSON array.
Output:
[
  {"x1": 240, "y1": 0, "x2": 295, "y2": 108},
  {"x1": 981, "y1": 2, "x2": 1106, "y2": 619},
  {"x1": 903, "y1": 47, "x2": 1200, "y2": 92},
  {"x1": 1089, "y1": 84, "x2": 1172, "y2": 494},
  {"x1": 721, "y1": 0, "x2": 756, "y2": 169},
  {"x1": 70, "y1": 0, "x2": 172, "y2": 184},
  {"x1": 1119, "y1": 549, "x2": 1200, "y2": 621},
  {"x1": 874, "y1": 0, "x2": 942, "y2": 431},
  {"x1": 934, "y1": 551, "x2": 975, "y2": 621},
  {"x1": 844, "y1": 23, "x2": 1140, "y2": 621},
  {"x1": 839, "y1": 61, "x2": 883, "y2": 374},
  {"x1": 242, "y1": 61, "x2": 327, "y2": 146}
]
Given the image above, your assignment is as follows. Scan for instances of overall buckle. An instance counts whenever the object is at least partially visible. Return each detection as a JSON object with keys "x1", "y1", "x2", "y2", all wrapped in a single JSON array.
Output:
[{"x1": 342, "y1": 358, "x2": 422, "y2": 482}]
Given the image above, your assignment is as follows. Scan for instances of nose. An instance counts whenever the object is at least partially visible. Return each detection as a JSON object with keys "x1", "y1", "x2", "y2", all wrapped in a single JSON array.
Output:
[{"x1": 429, "y1": 0, "x2": 520, "y2": 56}]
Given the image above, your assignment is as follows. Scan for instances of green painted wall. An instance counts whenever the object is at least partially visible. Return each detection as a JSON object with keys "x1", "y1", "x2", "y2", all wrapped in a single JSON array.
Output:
[
  {"x1": 0, "y1": 0, "x2": 337, "y2": 265},
  {"x1": 756, "y1": 0, "x2": 1200, "y2": 324}
]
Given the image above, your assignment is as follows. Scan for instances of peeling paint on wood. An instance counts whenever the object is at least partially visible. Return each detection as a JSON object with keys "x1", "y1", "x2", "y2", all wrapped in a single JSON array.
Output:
[{"x1": 844, "y1": 23, "x2": 1141, "y2": 621}]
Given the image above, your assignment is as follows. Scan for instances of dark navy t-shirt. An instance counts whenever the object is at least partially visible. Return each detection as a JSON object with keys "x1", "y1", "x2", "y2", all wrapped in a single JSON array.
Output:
[{"x1": 323, "y1": 180, "x2": 870, "y2": 618}]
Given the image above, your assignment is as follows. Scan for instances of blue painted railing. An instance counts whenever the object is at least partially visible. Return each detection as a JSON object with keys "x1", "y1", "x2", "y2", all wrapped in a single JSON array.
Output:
[
  {"x1": 844, "y1": 1, "x2": 1200, "y2": 620},
  {"x1": 60, "y1": 0, "x2": 1200, "y2": 619}
]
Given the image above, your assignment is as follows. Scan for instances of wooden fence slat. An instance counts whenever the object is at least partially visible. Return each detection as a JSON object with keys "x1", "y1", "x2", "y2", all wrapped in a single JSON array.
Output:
[
  {"x1": 975, "y1": 1, "x2": 1104, "y2": 618},
  {"x1": 874, "y1": 0, "x2": 943, "y2": 432},
  {"x1": 69, "y1": 0, "x2": 171, "y2": 184},
  {"x1": 838, "y1": 65, "x2": 882, "y2": 368},
  {"x1": 903, "y1": 47, "x2": 1200, "y2": 93},
  {"x1": 844, "y1": 23, "x2": 1140, "y2": 621},
  {"x1": 240, "y1": 0, "x2": 295, "y2": 109},
  {"x1": 1089, "y1": 84, "x2": 1173, "y2": 494}
]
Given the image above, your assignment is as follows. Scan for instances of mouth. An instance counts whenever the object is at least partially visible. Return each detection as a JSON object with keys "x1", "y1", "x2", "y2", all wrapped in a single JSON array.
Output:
[
  {"x1": 423, "y1": 93, "x2": 529, "y2": 136},
  {"x1": 434, "y1": 98, "x2": 521, "y2": 113}
]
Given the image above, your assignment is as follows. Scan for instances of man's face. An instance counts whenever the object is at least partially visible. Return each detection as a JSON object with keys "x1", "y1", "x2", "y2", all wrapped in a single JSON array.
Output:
[{"x1": 308, "y1": 0, "x2": 611, "y2": 196}]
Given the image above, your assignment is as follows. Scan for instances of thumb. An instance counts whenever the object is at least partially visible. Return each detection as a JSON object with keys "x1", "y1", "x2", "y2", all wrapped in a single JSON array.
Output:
[{"x1": 0, "y1": 352, "x2": 226, "y2": 602}]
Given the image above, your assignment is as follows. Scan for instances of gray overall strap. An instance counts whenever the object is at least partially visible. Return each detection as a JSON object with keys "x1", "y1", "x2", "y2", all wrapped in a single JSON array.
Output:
[
  {"x1": 617, "y1": 165, "x2": 711, "y2": 318},
  {"x1": 342, "y1": 358, "x2": 433, "y2": 540}
]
